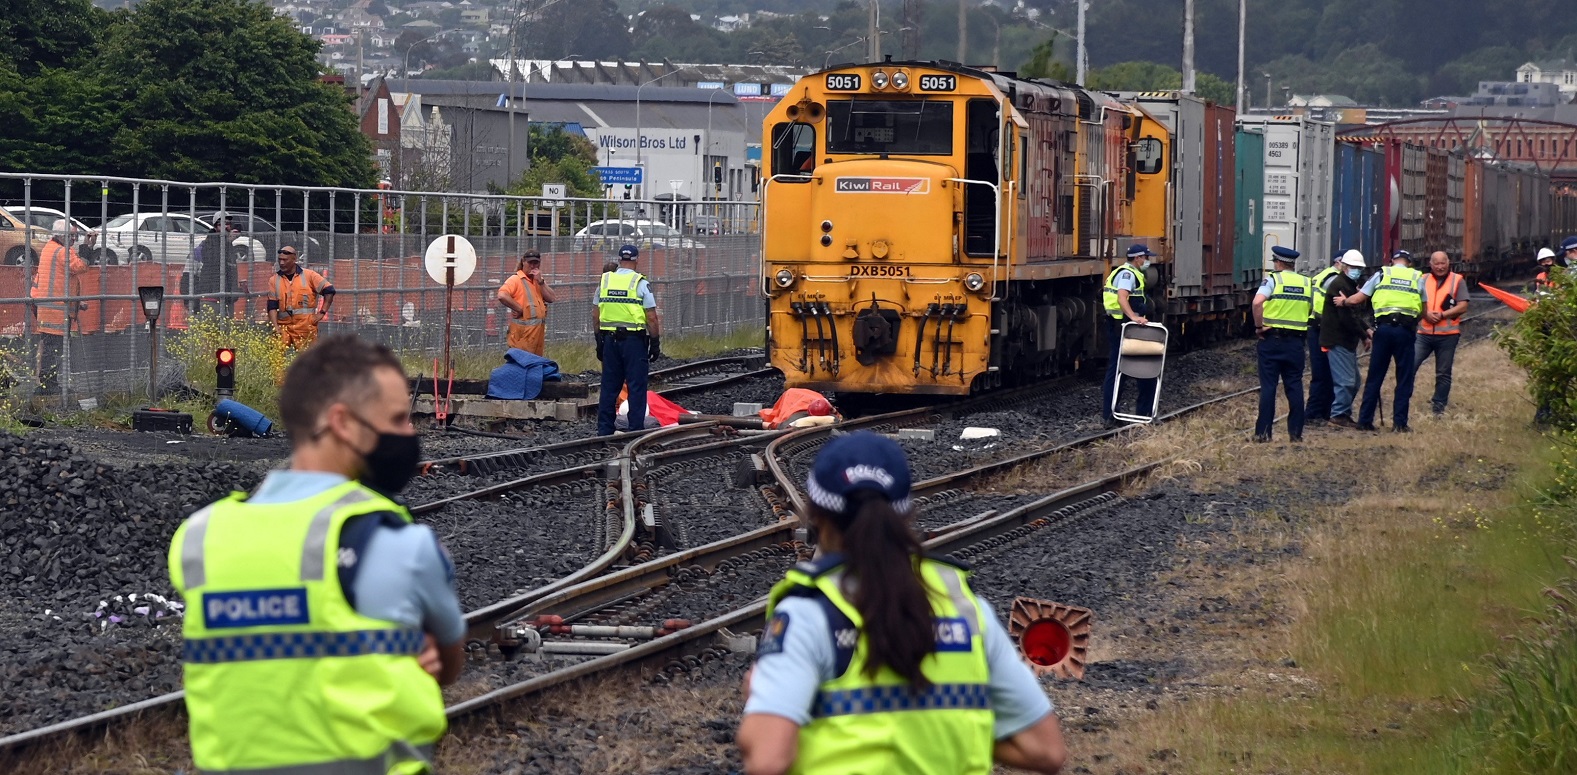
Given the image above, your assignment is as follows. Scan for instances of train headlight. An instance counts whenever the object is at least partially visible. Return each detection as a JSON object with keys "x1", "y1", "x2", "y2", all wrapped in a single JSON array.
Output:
[
  {"x1": 891, "y1": 71, "x2": 910, "y2": 90},
  {"x1": 871, "y1": 70, "x2": 889, "y2": 90},
  {"x1": 775, "y1": 269, "x2": 795, "y2": 288},
  {"x1": 964, "y1": 273, "x2": 986, "y2": 292}
]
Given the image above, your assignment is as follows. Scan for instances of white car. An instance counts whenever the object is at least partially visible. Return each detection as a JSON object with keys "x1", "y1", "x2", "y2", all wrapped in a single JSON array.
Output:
[
  {"x1": 572, "y1": 219, "x2": 706, "y2": 252},
  {"x1": 99, "y1": 213, "x2": 215, "y2": 270}
]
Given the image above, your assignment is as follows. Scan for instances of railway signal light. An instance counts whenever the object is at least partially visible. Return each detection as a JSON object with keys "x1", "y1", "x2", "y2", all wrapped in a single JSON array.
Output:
[{"x1": 216, "y1": 348, "x2": 236, "y2": 398}]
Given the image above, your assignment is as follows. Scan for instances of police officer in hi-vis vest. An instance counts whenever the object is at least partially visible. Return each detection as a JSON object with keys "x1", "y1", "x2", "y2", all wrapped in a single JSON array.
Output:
[
  {"x1": 169, "y1": 335, "x2": 465, "y2": 774},
  {"x1": 738, "y1": 432, "x2": 1067, "y2": 775},
  {"x1": 594, "y1": 244, "x2": 662, "y2": 436},
  {"x1": 1252, "y1": 246, "x2": 1314, "y2": 442},
  {"x1": 1334, "y1": 249, "x2": 1426, "y2": 432},
  {"x1": 1100, "y1": 244, "x2": 1158, "y2": 426}
]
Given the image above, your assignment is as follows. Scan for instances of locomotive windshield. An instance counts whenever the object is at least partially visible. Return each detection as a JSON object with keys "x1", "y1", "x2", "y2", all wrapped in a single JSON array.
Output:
[{"x1": 826, "y1": 99, "x2": 953, "y2": 155}]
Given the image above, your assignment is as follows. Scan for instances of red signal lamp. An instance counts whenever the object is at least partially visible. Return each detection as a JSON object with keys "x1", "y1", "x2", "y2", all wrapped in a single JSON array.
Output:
[{"x1": 216, "y1": 348, "x2": 236, "y2": 398}]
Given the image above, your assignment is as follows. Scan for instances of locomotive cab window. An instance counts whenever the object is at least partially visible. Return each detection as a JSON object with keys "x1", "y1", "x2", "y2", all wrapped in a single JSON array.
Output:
[
  {"x1": 1134, "y1": 138, "x2": 1165, "y2": 175},
  {"x1": 771, "y1": 123, "x2": 817, "y2": 180},
  {"x1": 826, "y1": 99, "x2": 954, "y2": 155}
]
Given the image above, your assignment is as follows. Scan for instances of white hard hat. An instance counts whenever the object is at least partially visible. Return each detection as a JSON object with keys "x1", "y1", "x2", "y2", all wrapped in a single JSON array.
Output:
[
  {"x1": 1538, "y1": 247, "x2": 1556, "y2": 261},
  {"x1": 1339, "y1": 249, "x2": 1366, "y2": 268}
]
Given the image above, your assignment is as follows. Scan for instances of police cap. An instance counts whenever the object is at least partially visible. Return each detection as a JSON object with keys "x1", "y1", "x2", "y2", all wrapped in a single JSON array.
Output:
[{"x1": 1270, "y1": 245, "x2": 1299, "y2": 264}]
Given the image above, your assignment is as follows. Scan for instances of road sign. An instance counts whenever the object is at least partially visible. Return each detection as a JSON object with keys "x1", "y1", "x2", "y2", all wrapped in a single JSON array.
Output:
[
  {"x1": 541, "y1": 183, "x2": 566, "y2": 202},
  {"x1": 423, "y1": 234, "x2": 478, "y2": 286},
  {"x1": 593, "y1": 166, "x2": 643, "y2": 186}
]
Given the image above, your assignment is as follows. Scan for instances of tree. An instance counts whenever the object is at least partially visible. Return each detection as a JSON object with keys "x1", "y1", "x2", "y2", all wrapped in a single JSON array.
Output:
[
  {"x1": 96, "y1": 0, "x2": 374, "y2": 187},
  {"x1": 520, "y1": 0, "x2": 632, "y2": 60},
  {"x1": 502, "y1": 125, "x2": 603, "y2": 200},
  {"x1": 1019, "y1": 37, "x2": 1073, "y2": 81}
]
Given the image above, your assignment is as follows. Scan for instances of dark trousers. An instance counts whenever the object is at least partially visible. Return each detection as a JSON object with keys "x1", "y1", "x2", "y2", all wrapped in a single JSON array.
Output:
[
  {"x1": 1101, "y1": 317, "x2": 1157, "y2": 422},
  {"x1": 597, "y1": 332, "x2": 649, "y2": 436},
  {"x1": 1413, "y1": 333, "x2": 1459, "y2": 412},
  {"x1": 36, "y1": 333, "x2": 64, "y2": 392},
  {"x1": 1305, "y1": 326, "x2": 1333, "y2": 421},
  {"x1": 1256, "y1": 334, "x2": 1306, "y2": 439},
  {"x1": 1359, "y1": 324, "x2": 1417, "y2": 429}
]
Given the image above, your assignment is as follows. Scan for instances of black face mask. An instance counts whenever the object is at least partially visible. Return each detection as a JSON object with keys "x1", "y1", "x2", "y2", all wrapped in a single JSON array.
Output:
[{"x1": 350, "y1": 415, "x2": 421, "y2": 495}]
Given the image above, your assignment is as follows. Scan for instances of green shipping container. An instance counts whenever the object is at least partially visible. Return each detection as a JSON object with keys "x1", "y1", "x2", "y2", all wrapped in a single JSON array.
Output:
[{"x1": 1234, "y1": 128, "x2": 1265, "y2": 290}]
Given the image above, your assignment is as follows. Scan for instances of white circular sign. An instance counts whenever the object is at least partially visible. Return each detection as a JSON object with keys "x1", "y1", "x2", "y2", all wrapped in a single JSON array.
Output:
[{"x1": 424, "y1": 234, "x2": 478, "y2": 286}]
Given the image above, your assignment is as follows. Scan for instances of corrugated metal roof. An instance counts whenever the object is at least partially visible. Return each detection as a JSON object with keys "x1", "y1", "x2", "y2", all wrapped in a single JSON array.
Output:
[{"x1": 396, "y1": 78, "x2": 742, "y2": 105}]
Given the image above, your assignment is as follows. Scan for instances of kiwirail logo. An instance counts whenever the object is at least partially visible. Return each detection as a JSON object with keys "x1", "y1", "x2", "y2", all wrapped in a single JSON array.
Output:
[{"x1": 835, "y1": 177, "x2": 931, "y2": 194}]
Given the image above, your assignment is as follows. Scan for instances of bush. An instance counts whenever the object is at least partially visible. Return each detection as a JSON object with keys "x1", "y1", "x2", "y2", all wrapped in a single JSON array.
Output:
[
  {"x1": 1484, "y1": 556, "x2": 1577, "y2": 773},
  {"x1": 166, "y1": 310, "x2": 293, "y2": 413},
  {"x1": 1497, "y1": 279, "x2": 1577, "y2": 429}
]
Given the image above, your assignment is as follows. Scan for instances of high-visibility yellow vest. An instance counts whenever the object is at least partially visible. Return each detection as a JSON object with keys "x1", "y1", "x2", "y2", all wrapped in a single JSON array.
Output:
[
  {"x1": 596, "y1": 271, "x2": 648, "y2": 330},
  {"x1": 765, "y1": 556, "x2": 995, "y2": 775},
  {"x1": 1102, "y1": 264, "x2": 1145, "y2": 319},
  {"x1": 168, "y1": 481, "x2": 446, "y2": 774},
  {"x1": 1261, "y1": 271, "x2": 1313, "y2": 332},
  {"x1": 1309, "y1": 265, "x2": 1340, "y2": 320},
  {"x1": 1371, "y1": 265, "x2": 1425, "y2": 319}
]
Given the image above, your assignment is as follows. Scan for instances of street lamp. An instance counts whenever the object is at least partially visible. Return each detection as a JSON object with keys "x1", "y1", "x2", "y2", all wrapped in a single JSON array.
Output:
[
  {"x1": 402, "y1": 29, "x2": 448, "y2": 90},
  {"x1": 824, "y1": 38, "x2": 868, "y2": 69},
  {"x1": 635, "y1": 65, "x2": 697, "y2": 197}
]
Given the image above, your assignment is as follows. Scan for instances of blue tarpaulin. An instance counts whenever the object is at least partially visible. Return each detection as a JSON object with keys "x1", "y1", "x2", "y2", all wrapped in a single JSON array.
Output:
[{"x1": 486, "y1": 349, "x2": 562, "y2": 400}]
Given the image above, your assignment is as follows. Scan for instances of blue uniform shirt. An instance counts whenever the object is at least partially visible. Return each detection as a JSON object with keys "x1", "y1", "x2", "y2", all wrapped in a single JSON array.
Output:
[
  {"x1": 1112, "y1": 266, "x2": 1140, "y2": 293},
  {"x1": 743, "y1": 591, "x2": 1055, "y2": 739},
  {"x1": 249, "y1": 470, "x2": 467, "y2": 646},
  {"x1": 593, "y1": 267, "x2": 657, "y2": 310}
]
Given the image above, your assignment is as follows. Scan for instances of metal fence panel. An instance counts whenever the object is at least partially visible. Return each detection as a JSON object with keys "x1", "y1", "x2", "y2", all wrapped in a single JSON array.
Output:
[{"x1": 0, "y1": 172, "x2": 762, "y2": 404}]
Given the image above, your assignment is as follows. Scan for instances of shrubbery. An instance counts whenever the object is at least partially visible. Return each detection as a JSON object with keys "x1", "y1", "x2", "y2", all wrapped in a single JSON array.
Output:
[
  {"x1": 1498, "y1": 278, "x2": 1577, "y2": 429},
  {"x1": 166, "y1": 310, "x2": 293, "y2": 414}
]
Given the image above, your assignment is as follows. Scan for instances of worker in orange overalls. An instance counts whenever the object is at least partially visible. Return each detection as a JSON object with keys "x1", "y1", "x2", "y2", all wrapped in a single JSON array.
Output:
[
  {"x1": 758, "y1": 388, "x2": 838, "y2": 429},
  {"x1": 268, "y1": 245, "x2": 335, "y2": 350},
  {"x1": 496, "y1": 250, "x2": 556, "y2": 356},
  {"x1": 31, "y1": 219, "x2": 89, "y2": 392}
]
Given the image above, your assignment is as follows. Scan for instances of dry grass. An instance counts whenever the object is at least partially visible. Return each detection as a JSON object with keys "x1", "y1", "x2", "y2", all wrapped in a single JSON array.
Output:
[{"x1": 1044, "y1": 335, "x2": 1569, "y2": 774}]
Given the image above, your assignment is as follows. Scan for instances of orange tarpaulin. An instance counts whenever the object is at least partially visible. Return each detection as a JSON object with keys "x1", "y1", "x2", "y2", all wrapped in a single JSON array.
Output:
[{"x1": 1478, "y1": 283, "x2": 1532, "y2": 313}]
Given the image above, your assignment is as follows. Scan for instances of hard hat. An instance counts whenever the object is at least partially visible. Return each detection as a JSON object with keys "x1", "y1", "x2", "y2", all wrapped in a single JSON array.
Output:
[
  {"x1": 807, "y1": 397, "x2": 833, "y2": 416},
  {"x1": 1340, "y1": 249, "x2": 1366, "y2": 268},
  {"x1": 1538, "y1": 247, "x2": 1556, "y2": 262}
]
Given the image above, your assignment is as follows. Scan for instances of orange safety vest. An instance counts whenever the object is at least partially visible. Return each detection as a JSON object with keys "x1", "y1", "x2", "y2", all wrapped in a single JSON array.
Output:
[
  {"x1": 31, "y1": 240, "x2": 87, "y2": 336},
  {"x1": 270, "y1": 269, "x2": 328, "y2": 319},
  {"x1": 1420, "y1": 271, "x2": 1465, "y2": 336}
]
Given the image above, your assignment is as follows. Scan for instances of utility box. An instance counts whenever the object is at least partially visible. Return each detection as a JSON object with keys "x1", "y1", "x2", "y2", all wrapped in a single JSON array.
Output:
[
  {"x1": 1235, "y1": 114, "x2": 1336, "y2": 274},
  {"x1": 132, "y1": 408, "x2": 194, "y2": 435}
]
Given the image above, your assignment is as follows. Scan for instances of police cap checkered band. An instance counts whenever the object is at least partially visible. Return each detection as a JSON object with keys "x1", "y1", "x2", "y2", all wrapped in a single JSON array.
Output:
[
  {"x1": 619, "y1": 244, "x2": 639, "y2": 259},
  {"x1": 1562, "y1": 236, "x2": 1577, "y2": 251},
  {"x1": 805, "y1": 431, "x2": 913, "y2": 515}
]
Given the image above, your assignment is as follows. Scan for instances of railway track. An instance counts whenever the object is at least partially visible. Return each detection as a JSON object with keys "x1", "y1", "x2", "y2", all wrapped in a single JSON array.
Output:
[{"x1": 0, "y1": 304, "x2": 1517, "y2": 762}]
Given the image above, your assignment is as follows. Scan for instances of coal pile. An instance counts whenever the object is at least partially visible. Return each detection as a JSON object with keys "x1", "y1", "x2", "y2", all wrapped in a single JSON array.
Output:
[{"x1": 0, "y1": 432, "x2": 262, "y2": 736}]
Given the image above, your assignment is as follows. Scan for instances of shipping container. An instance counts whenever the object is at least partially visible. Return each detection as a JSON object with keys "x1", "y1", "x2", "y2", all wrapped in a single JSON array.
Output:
[
  {"x1": 1234, "y1": 115, "x2": 1335, "y2": 274},
  {"x1": 1120, "y1": 93, "x2": 1239, "y2": 306},
  {"x1": 1331, "y1": 142, "x2": 1384, "y2": 265},
  {"x1": 1424, "y1": 149, "x2": 1448, "y2": 257},
  {"x1": 1446, "y1": 155, "x2": 1466, "y2": 266},
  {"x1": 1234, "y1": 127, "x2": 1265, "y2": 286},
  {"x1": 1554, "y1": 184, "x2": 1577, "y2": 246},
  {"x1": 1461, "y1": 159, "x2": 1483, "y2": 278}
]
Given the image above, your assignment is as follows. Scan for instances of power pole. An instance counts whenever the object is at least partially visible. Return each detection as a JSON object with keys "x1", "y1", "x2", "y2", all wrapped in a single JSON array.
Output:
[
  {"x1": 868, "y1": 0, "x2": 881, "y2": 62},
  {"x1": 1182, "y1": 0, "x2": 1197, "y2": 94},
  {"x1": 957, "y1": 0, "x2": 967, "y2": 64},
  {"x1": 1235, "y1": 0, "x2": 1246, "y2": 112},
  {"x1": 1075, "y1": 0, "x2": 1087, "y2": 86},
  {"x1": 902, "y1": 0, "x2": 922, "y2": 59}
]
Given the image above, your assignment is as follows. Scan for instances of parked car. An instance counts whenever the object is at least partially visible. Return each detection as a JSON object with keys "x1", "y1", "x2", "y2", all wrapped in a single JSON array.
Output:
[
  {"x1": 0, "y1": 207, "x2": 50, "y2": 266},
  {"x1": 4, "y1": 206, "x2": 100, "y2": 260},
  {"x1": 98, "y1": 213, "x2": 213, "y2": 269},
  {"x1": 571, "y1": 219, "x2": 706, "y2": 252},
  {"x1": 193, "y1": 211, "x2": 324, "y2": 263}
]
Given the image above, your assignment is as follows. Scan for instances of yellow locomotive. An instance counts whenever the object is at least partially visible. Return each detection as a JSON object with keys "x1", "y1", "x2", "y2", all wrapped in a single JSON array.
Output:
[{"x1": 761, "y1": 60, "x2": 1173, "y2": 395}]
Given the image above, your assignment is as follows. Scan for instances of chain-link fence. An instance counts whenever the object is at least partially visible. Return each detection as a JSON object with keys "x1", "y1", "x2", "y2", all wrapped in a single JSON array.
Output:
[{"x1": 0, "y1": 172, "x2": 762, "y2": 404}]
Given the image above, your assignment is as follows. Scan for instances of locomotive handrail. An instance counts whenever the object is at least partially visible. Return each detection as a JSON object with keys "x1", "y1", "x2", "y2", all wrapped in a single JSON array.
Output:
[{"x1": 946, "y1": 177, "x2": 1002, "y2": 300}]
